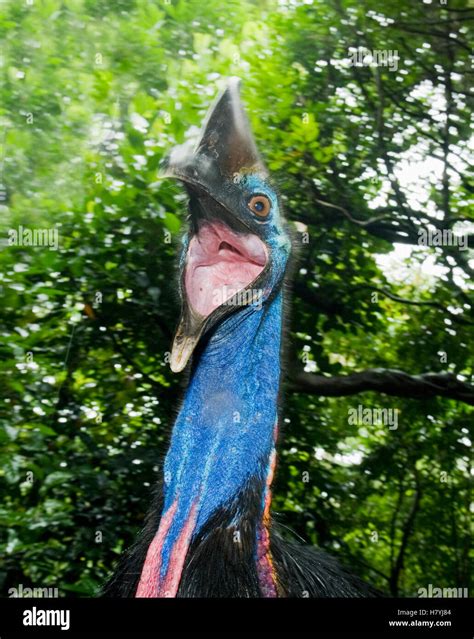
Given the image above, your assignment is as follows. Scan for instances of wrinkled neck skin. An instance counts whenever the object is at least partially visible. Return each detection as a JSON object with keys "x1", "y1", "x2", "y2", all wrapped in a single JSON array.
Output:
[{"x1": 136, "y1": 292, "x2": 283, "y2": 597}]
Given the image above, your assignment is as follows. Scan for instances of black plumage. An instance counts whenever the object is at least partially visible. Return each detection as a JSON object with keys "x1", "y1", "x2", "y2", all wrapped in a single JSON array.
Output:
[{"x1": 103, "y1": 477, "x2": 380, "y2": 598}]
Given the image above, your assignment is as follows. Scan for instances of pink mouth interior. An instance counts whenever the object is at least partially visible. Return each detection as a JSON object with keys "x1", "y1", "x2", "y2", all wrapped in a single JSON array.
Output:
[{"x1": 185, "y1": 221, "x2": 267, "y2": 317}]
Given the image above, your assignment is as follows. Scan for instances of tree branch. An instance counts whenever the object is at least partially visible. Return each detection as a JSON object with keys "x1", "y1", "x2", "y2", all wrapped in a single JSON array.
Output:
[
  {"x1": 389, "y1": 469, "x2": 422, "y2": 596},
  {"x1": 289, "y1": 368, "x2": 474, "y2": 405}
]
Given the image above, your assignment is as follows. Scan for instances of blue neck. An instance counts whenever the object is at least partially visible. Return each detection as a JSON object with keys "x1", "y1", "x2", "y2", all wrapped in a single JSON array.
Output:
[{"x1": 159, "y1": 292, "x2": 283, "y2": 576}]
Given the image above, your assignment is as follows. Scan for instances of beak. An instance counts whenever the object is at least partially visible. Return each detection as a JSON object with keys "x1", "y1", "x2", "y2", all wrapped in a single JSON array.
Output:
[{"x1": 160, "y1": 78, "x2": 269, "y2": 373}]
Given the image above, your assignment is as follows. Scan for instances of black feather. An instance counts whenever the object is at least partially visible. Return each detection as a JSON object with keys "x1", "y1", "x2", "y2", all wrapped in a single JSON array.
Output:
[
  {"x1": 101, "y1": 477, "x2": 382, "y2": 598},
  {"x1": 270, "y1": 534, "x2": 382, "y2": 597}
]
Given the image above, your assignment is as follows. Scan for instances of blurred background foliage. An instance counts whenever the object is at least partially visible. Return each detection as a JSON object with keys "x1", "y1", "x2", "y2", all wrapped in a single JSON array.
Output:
[{"x1": 0, "y1": 0, "x2": 472, "y2": 597}]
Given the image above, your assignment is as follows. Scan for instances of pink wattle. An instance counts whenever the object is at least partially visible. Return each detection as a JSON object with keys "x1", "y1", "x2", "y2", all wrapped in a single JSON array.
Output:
[
  {"x1": 156, "y1": 501, "x2": 199, "y2": 597},
  {"x1": 135, "y1": 499, "x2": 199, "y2": 598},
  {"x1": 135, "y1": 500, "x2": 178, "y2": 597}
]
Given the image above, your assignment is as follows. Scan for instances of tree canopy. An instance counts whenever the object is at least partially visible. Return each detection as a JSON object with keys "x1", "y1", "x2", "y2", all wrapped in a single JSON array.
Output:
[{"x1": 0, "y1": 0, "x2": 472, "y2": 597}]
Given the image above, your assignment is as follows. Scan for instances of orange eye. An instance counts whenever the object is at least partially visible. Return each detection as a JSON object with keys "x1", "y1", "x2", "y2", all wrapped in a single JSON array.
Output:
[{"x1": 248, "y1": 194, "x2": 271, "y2": 218}]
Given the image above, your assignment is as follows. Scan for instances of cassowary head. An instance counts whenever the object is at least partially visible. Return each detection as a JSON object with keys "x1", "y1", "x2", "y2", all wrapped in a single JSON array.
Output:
[{"x1": 159, "y1": 78, "x2": 291, "y2": 372}]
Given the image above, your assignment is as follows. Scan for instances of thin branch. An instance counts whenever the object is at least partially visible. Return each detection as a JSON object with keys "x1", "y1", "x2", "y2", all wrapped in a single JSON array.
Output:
[
  {"x1": 107, "y1": 329, "x2": 166, "y2": 391},
  {"x1": 307, "y1": 179, "x2": 422, "y2": 244},
  {"x1": 441, "y1": 22, "x2": 454, "y2": 223},
  {"x1": 314, "y1": 198, "x2": 388, "y2": 227},
  {"x1": 83, "y1": 303, "x2": 169, "y2": 391},
  {"x1": 390, "y1": 477, "x2": 405, "y2": 575},
  {"x1": 389, "y1": 25, "x2": 471, "y2": 54},
  {"x1": 443, "y1": 216, "x2": 474, "y2": 226},
  {"x1": 353, "y1": 284, "x2": 474, "y2": 327},
  {"x1": 442, "y1": 7, "x2": 474, "y2": 12},
  {"x1": 395, "y1": 17, "x2": 474, "y2": 26}
]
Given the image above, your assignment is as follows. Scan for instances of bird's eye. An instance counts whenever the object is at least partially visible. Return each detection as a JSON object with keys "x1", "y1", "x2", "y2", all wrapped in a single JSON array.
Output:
[{"x1": 248, "y1": 194, "x2": 271, "y2": 218}]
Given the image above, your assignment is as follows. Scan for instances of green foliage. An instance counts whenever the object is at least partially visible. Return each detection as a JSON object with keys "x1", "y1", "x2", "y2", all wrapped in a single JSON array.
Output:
[{"x1": 0, "y1": 0, "x2": 472, "y2": 597}]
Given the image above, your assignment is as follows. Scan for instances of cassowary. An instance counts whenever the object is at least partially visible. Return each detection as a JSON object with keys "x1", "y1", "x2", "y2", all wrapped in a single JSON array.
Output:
[{"x1": 103, "y1": 78, "x2": 378, "y2": 598}]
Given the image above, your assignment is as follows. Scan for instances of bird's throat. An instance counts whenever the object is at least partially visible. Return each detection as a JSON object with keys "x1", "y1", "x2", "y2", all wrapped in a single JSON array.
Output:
[{"x1": 136, "y1": 293, "x2": 284, "y2": 597}]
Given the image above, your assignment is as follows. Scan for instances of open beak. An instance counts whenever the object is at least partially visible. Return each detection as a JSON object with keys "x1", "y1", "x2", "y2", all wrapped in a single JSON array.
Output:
[{"x1": 159, "y1": 78, "x2": 270, "y2": 372}]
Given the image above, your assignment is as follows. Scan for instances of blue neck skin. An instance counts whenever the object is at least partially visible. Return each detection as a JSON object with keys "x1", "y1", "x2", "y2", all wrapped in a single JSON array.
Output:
[{"x1": 159, "y1": 291, "x2": 283, "y2": 577}]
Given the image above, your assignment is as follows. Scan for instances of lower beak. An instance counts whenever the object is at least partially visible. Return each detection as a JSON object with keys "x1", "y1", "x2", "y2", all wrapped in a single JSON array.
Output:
[
  {"x1": 170, "y1": 200, "x2": 268, "y2": 372},
  {"x1": 170, "y1": 309, "x2": 205, "y2": 373}
]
